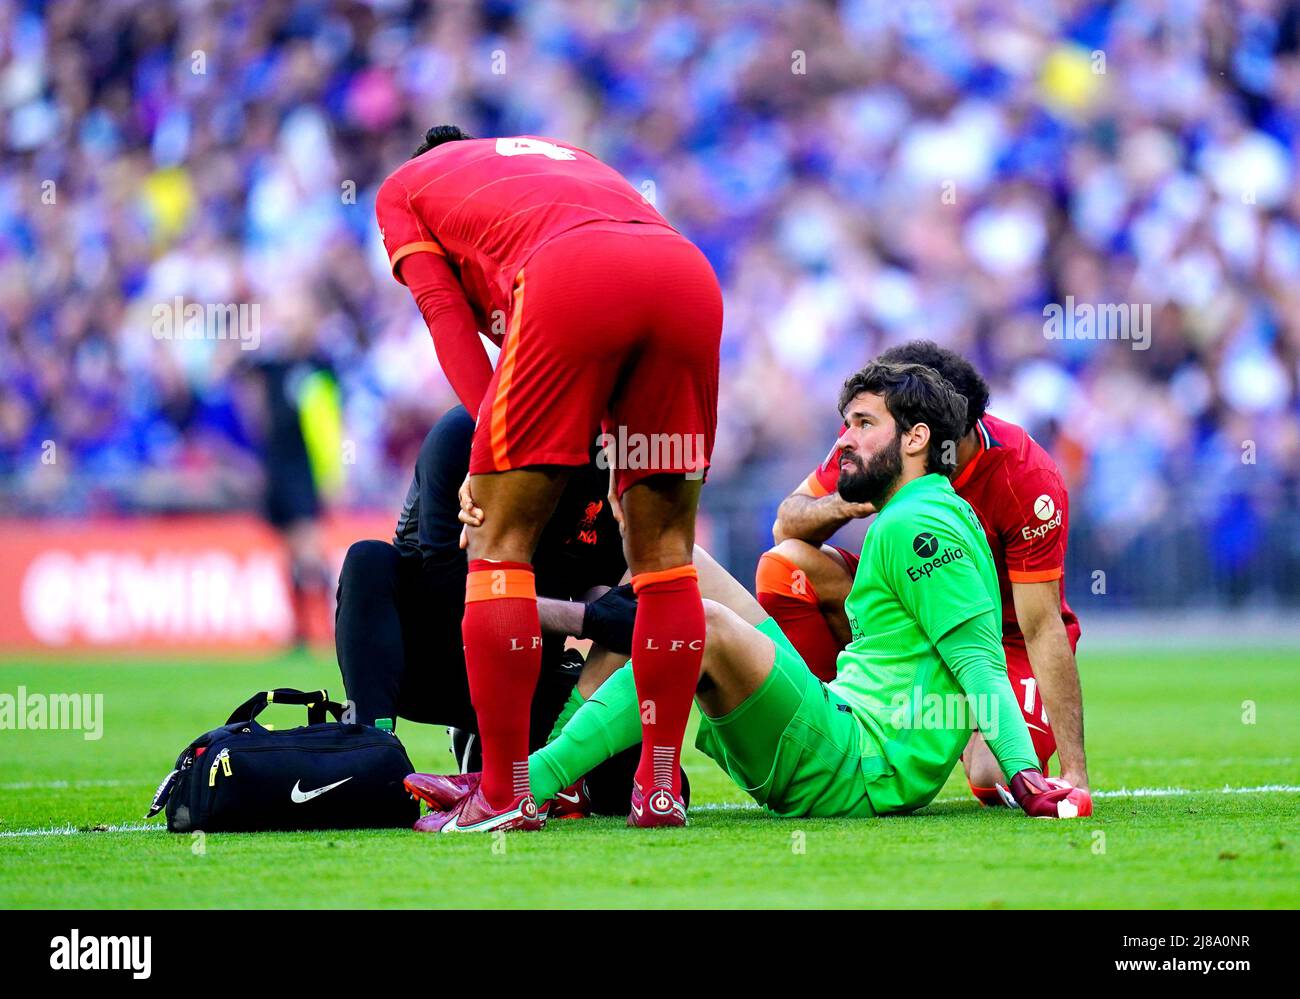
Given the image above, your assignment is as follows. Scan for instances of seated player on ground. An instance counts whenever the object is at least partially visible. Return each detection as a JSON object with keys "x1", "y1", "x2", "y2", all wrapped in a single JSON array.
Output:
[
  {"x1": 335, "y1": 404, "x2": 683, "y2": 817},
  {"x1": 760, "y1": 339, "x2": 1088, "y2": 801},
  {"x1": 412, "y1": 363, "x2": 1093, "y2": 824}
]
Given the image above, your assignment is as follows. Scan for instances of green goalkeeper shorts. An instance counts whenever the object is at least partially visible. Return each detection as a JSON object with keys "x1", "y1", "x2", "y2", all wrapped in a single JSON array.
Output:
[{"x1": 694, "y1": 619, "x2": 890, "y2": 818}]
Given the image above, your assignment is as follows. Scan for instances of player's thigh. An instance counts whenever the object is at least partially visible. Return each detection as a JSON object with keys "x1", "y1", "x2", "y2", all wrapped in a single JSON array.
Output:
[
  {"x1": 608, "y1": 237, "x2": 722, "y2": 496},
  {"x1": 467, "y1": 255, "x2": 629, "y2": 480},
  {"x1": 618, "y1": 474, "x2": 701, "y2": 572},
  {"x1": 464, "y1": 466, "x2": 571, "y2": 561},
  {"x1": 696, "y1": 599, "x2": 781, "y2": 717},
  {"x1": 695, "y1": 618, "x2": 873, "y2": 817}
]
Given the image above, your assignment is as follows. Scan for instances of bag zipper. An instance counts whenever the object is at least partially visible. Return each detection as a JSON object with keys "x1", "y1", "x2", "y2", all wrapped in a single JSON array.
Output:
[{"x1": 207, "y1": 747, "x2": 232, "y2": 787}]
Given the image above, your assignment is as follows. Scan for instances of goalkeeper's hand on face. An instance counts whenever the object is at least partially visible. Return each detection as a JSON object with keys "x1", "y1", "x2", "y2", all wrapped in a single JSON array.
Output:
[
  {"x1": 580, "y1": 583, "x2": 637, "y2": 656},
  {"x1": 998, "y1": 770, "x2": 1093, "y2": 818}
]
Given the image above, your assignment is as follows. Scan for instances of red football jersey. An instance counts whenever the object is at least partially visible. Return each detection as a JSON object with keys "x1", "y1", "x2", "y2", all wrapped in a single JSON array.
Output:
[
  {"x1": 804, "y1": 413, "x2": 1079, "y2": 642},
  {"x1": 375, "y1": 135, "x2": 674, "y2": 340}
]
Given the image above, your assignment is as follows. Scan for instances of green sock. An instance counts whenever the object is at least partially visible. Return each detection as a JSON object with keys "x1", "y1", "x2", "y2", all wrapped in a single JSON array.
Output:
[
  {"x1": 545, "y1": 686, "x2": 585, "y2": 745},
  {"x1": 530, "y1": 662, "x2": 641, "y2": 803}
]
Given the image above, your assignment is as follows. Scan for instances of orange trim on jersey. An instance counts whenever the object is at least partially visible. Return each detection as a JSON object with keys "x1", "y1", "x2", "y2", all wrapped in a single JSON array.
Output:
[
  {"x1": 465, "y1": 567, "x2": 536, "y2": 603},
  {"x1": 389, "y1": 240, "x2": 447, "y2": 273},
  {"x1": 755, "y1": 551, "x2": 819, "y2": 603},
  {"x1": 631, "y1": 564, "x2": 699, "y2": 594},
  {"x1": 951, "y1": 428, "x2": 987, "y2": 492},
  {"x1": 1008, "y1": 567, "x2": 1063, "y2": 584},
  {"x1": 802, "y1": 471, "x2": 831, "y2": 498},
  {"x1": 489, "y1": 274, "x2": 526, "y2": 470}
]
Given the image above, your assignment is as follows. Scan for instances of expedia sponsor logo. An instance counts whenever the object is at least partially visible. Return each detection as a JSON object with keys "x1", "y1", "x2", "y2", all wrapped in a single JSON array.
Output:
[
  {"x1": 1021, "y1": 507, "x2": 1063, "y2": 541},
  {"x1": 907, "y1": 544, "x2": 965, "y2": 581},
  {"x1": 912, "y1": 533, "x2": 939, "y2": 557}
]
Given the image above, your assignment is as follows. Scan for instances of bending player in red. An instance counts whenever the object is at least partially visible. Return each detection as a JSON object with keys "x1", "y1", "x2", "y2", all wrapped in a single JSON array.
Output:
[
  {"x1": 761, "y1": 340, "x2": 1089, "y2": 799},
  {"x1": 376, "y1": 127, "x2": 721, "y2": 831}
]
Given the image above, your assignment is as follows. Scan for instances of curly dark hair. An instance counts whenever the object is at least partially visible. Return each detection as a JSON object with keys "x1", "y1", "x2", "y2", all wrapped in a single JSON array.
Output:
[
  {"x1": 837, "y1": 361, "x2": 969, "y2": 476},
  {"x1": 412, "y1": 124, "x2": 475, "y2": 158},
  {"x1": 877, "y1": 340, "x2": 989, "y2": 434}
]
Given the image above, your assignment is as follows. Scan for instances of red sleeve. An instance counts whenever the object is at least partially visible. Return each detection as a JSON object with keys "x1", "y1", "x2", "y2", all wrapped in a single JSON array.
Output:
[
  {"x1": 399, "y1": 251, "x2": 494, "y2": 417},
  {"x1": 375, "y1": 175, "x2": 444, "y2": 285},
  {"x1": 803, "y1": 426, "x2": 849, "y2": 497},
  {"x1": 1000, "y1": 466, "x2": 1069, "y2": 584}
]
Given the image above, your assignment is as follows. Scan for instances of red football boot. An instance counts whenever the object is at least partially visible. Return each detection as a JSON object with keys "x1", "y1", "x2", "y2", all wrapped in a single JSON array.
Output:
[
  {"x1": 547, "y1": 779, "x2": 591, "y2": 820},
  {"x1": 404, "y1": 771, "x2": 479, "y2": 812},
  {"x1": 627, "y1": 782, "x2": 686, "y2": 828},
  {"x1": 414, "y1": 785, "x2": 544, "y2": 833}
]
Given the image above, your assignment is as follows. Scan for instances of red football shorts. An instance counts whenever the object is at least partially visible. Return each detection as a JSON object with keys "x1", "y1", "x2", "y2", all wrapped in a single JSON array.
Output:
[{"x1": 468, "y1": 221, "x2": 722, "y2": 495}]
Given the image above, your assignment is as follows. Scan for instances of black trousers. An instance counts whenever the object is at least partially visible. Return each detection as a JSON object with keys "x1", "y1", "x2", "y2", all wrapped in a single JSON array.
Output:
[{"x1": 335, "y1": 541, "x2": 581, "y2": 748}]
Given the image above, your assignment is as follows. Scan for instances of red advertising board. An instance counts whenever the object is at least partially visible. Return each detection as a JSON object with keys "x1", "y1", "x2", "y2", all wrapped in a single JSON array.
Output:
[{"x1": 0, "y1": 514, "x2": 392, "y2": 653}]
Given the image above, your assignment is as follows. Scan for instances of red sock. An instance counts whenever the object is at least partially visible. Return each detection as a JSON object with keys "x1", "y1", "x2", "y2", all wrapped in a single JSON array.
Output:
[
  {"x1": 630, "y1": 565, "x2": 704, "y2": 797},
  {"x1": 755, "y1": 551, "x2": 841, "y2": 682},
  {"x1": 462, "y1": 560, "x2": 541, "y2": 809}
]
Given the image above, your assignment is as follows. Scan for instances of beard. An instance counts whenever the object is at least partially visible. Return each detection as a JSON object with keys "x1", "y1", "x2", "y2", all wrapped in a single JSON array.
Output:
[{"x1": 837, "y1": 430, "x2": 903, "y2": 506}]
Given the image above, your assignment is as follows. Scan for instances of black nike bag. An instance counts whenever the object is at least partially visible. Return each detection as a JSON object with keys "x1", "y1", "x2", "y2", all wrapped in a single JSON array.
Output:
[{"x1": 147, "y1": 688, "x2": 419, "y2": 832}]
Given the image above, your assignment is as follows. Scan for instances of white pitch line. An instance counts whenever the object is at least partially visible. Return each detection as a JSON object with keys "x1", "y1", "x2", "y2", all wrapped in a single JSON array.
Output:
[
  {"x1": 1092, "y1": 783, "x2": 1300, "y2": 799},
  {"x1": 927, "y1": 783, "x2": 1300, "y2": 805},
  {"x1": 0, "y1": 779, "x2": 140, "y2": 791},
  {"x1": 0, "y1": 785, "x2": 1295, "y2": 838},
  {"x1": 0, "y1": 821, "x2": 163, "y2": 839}
]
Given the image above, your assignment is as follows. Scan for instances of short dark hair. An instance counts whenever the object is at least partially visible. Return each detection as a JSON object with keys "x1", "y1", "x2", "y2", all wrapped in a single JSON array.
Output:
[
  {"x1": 413, "y1": 124, "x2": 475, "y2": 158},
  {"x1": 877, "y1": 339, "x2": 989, "y2": 435},
  {"x1": 837, "y1": 361, "x2": 968, "y2": 476}
]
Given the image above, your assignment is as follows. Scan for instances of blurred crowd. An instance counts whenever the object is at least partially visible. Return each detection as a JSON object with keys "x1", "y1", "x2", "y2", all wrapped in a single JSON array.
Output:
[{"x1": 2, "y1": 0, "x2": 1298, "y2": 586}]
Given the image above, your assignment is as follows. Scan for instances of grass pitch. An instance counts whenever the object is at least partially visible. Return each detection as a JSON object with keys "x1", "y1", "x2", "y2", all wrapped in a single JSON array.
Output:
[{"x1": 0, "y1": 646, "x2": 1296, "y2": 908}]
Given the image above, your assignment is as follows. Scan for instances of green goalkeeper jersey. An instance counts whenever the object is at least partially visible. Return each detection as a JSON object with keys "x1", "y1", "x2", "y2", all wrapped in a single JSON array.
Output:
[{"x1": 829, "y1": 473, "x2": 1039, "y2": 812}]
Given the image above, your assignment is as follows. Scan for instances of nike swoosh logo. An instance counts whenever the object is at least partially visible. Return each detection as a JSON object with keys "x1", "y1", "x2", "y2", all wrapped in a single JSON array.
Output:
[
  {"x1": 1025, "y1": 722, "x2": 1050, "y2": 735},
  {"x1": 442, "y1": 803, "x2": 525, "y2": 833},
  {"x1": 555, "y1": 790, "x2": 581, "y2": 804},
  {"x1": 291, "y1": 777, "x2": 352, "y2": 803},
  {"x1": 629, "y1": 801, "x2": 643, "y2": 819}
]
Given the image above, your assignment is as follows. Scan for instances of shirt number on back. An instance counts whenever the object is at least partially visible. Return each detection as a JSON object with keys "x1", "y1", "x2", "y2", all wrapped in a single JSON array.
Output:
[
  {"x1": 1019, "y1": 677, "x2": 1048, "y2": 724},
  {"x1": 495, "y1": 137, "x2": 576, "y2": 160}
]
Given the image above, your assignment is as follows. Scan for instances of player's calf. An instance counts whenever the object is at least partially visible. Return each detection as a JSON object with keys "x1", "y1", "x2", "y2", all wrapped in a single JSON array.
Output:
[{"x1": 962, "y1": 732, "x2": 1009, "y2": 806}]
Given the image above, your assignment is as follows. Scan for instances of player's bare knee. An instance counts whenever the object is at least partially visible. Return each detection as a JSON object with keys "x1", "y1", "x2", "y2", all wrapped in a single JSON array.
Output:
[
  {"x1": 700, "y1": 598, "x2": 736, "y2": 664},
  {"x1": 767, "y1": 537, "x2": 822, "y2": 570},
  {"x1": 764, "y1": 537, "x2": 850, "y2": 604}
]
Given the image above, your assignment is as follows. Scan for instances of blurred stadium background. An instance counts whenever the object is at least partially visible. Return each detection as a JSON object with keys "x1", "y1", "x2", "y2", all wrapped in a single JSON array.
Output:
[{"x1": 2, "y1": 0, "x2": 1299, "y2": 654}]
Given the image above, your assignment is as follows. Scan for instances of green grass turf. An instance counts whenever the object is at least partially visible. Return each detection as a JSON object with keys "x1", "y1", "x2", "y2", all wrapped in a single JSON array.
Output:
[{"x1": 0, "y1": 647, "x2": 1296, "y2": 908}]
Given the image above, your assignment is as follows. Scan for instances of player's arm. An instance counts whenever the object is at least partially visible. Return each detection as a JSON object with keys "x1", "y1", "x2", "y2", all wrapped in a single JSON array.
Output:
[
  {"x1": 537, "y1": 596, "x2": 588, "y2": 638},
  {"x1": 934, "y1": 616, "x2": 1039, "y2": 781},
  {"x1": 1013, "y1": 579, "x2": 1087, "y2": 790},
  {"x1": 1002, "y1": 467, "x2": 1088, "y2": 789},
  {"x1": 400, "y1": 252, "x2": 493, "y2": 415},
  {"x1": 772, "y1": 472, "x2": 874, "y2": 545},
  {"x1": 376, "y1": 176, "x2": 493, "y2": 415}
]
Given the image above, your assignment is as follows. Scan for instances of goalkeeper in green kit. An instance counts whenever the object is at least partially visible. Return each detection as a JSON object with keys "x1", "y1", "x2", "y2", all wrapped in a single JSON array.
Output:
[{"x1": 409, "y1": 361, "x2": 1093, "y2": 822}]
